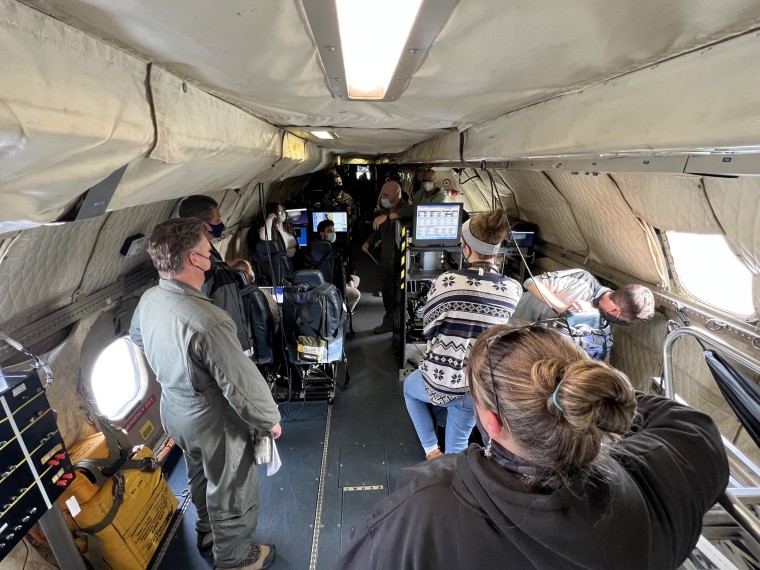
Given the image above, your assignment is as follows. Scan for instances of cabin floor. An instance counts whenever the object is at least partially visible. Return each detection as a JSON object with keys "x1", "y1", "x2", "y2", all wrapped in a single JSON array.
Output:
[{"x1": 156, "y1": 260, "x2": 425, "y2": 569}]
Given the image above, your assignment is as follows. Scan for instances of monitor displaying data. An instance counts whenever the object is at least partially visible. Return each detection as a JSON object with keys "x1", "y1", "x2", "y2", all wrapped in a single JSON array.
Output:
[
  {"x1": 293, "y1": 226, "x2": 308, "y2": 247},
  {"x1": 312, "y1": 212, "x2": 348, "y2": 232},
  {"x1": 286, "y1": 208, "x2": 309, "y2": 226},
  {"x1": 413, "y1": 203, "x2": 463, "y2": 247}
]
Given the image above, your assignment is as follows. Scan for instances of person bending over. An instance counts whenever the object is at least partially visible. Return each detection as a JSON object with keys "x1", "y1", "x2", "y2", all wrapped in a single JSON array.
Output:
[
  {"x1": 403, "y1": 210, "x2": 522, "y2": 459},
  {"x1": 338, "y1": 325, "x2": 728, "y2": 570},
  {"x1": 130, "y1": 218, "x2": 281, "y2": 570}
]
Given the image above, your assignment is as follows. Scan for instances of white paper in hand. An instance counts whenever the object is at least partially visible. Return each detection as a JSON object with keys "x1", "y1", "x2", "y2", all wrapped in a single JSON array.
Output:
[{"x1": 267, "y1": 439, "x2": 281, "y2": 476}]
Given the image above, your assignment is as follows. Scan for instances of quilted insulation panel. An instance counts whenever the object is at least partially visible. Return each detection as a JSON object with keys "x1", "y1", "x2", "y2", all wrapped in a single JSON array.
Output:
[
  {"x1": 457, "y1": 168, "x2": 518, "y2": 215},
  {"x1": 611, "y1": 173, "x2": 721, "y2": 233},
  {"x1": 77, "y1": 201, "x2": 174, "y2": 296},
  {"x1": 498, "y1": 170, "x2": 588, "y2": 253},
  {"x1": 0, "y1": 217, "x2": 105, "y2": 325},
  {"x1": 546, "y1": 171, "x2": 661, "y2": 284}
]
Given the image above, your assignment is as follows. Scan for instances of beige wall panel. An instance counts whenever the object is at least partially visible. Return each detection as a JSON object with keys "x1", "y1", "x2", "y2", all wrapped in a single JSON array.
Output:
[
  {"x1": 0, "y1": 0, "x2": 153, "y2": 231},
  {"x1": 546, "y1": 171, "x2": 660, "y2": 283},
  {"x1": 78, "y1": 202, "x2": 174, "y2": 295},
  {"x1": 611, "y1": 173, "x2": 721, "y2": 233},
  {"x1": 464, "y1": 32, "x2": 760, "y2": 160},
  {"x1": 0, "y1": 217, "x2": 105, "y2": 325},
  {"x1": 499, "y1": 171, "x2": 588, "y2": 253}
]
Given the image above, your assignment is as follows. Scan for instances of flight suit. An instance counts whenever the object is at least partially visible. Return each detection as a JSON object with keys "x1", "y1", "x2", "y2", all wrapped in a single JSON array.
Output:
[{"x1": 130, "y1": 279, "x2": 280, "y2": 568}]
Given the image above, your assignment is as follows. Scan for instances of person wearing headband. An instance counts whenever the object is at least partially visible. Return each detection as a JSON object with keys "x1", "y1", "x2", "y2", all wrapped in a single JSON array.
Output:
[
  {"x1": 337, "y1": 325, "x2": 728, "y2": 569},
  {"x1": 402, "y1": 210, "x2": 522, "y2": 459}
]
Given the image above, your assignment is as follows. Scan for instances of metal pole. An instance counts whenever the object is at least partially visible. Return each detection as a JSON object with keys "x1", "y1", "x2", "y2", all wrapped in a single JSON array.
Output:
[{"x1": 662, "y1": 325, "x2": 760, "y2": 545}]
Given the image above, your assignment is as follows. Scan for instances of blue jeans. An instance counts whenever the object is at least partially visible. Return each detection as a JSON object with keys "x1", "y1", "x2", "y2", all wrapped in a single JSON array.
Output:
[{"x1": 403, "y1": 369, "x2": 476, "y2": 455}]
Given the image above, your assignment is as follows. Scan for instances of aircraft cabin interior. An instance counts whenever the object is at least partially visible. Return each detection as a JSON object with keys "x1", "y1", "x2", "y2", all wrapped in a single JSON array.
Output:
[{"x1": 2, "y1": 1, "x2": 760, "y2": 569}]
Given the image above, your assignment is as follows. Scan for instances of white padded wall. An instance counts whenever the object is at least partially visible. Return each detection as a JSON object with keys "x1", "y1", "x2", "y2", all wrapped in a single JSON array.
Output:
[
  {"x1": 546, "y1": 171, "x2": 661, "y2": 284},
  {"x1": 499, "y1": 171, "x2": 588, "y2": 253}
]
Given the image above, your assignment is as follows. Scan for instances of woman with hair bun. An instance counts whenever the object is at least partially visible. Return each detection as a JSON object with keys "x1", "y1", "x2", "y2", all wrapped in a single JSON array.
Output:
[
  {"x1": 338, "y1": 325, "x2": 728, "y2": 570},
  {"x1": 403, "y1": 209, "x2": 522, "y2": 459}
]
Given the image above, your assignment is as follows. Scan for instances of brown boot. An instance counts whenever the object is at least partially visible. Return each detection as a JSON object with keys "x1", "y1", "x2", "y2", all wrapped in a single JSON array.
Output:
[{"x1": 426, "y1": 449, "x2": 443, "y2": 460}]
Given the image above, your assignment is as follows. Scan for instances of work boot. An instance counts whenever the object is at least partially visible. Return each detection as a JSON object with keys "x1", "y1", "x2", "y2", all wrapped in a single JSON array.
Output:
[
  {"x1": 216, "y1": 544, "x2": 276, "y2": 570},
  {"x1": 197, "y1": 530, "x2": 214, "y2": 551},
  {"x1": 373, "y1": 322, "x2": 393, "y2": 334}
]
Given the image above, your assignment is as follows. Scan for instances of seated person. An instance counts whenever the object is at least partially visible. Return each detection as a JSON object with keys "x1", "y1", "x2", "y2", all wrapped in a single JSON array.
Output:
[
  {"x1": 512, "y1": 268, "x2": 655, "y2": 359},
  {"x1": 403, "y1": 210, "x2": 522, "y2": 459},
  {"x1": 227, "y1": 258, "x2": 280, "y2": 330},
  {"x1": 311, "y1": 220, "x2": 360, "y2": 313},
  {"x1": 337, "y1": 325, "x2": 729, "y2": 569},
  {"x1": 259, "y1": 202, "x2": 298, "y2": 258}
]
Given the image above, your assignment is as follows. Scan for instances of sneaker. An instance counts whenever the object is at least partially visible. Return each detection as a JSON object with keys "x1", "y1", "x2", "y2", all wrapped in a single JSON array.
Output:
[
  {"x1": 197, "y1": 530, "x2": 214, "y2": 552},
  {"x1": 373, "y1": 322, "x2": 393, "y2": 334},
  {"x1": 426, "y1": 449, "x2": 443, "y2": 460},
  {"x1": 216, "y1": 544, "x2": 276, "y2": 570}
]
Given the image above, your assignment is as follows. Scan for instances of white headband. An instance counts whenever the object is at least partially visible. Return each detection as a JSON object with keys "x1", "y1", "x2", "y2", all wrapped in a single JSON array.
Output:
[{"x1": 461, "y1": 219, "x2": 502, "y2": 256}]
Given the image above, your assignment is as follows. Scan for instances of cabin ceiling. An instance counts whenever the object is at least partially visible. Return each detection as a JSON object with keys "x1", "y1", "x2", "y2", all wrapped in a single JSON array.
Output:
[{"x1": 18, "y1": 0, "x2": 760, "y2": 156}]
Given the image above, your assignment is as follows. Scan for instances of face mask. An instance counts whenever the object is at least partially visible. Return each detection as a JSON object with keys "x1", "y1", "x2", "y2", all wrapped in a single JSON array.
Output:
[
  {"x1": 277, "y1": 212, "x2": 287, "y2": 222},
  {"x1": 601, "y1": 310, "x2": 629, "y2": 326},
  {"x1": 422, "y1": 181, "x2": 435, "y2": 192},
  {"x1": 326, "y1": 232, "x2": 337, "y2": 243},
  {"x1": 209, "y1": 222, "x2": 225, "y2": 239},
  {"x1": 380, "y1": 198, "x2": 393, "y2": 209}
]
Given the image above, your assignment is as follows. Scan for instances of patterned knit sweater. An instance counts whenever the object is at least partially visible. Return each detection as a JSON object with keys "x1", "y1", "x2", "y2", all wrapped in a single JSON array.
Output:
[{"x1": 419, "y1": 269, "x2": 522, "y2": 404}]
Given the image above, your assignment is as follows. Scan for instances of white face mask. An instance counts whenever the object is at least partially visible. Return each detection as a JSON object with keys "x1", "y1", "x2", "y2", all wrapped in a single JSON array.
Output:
[
  {"x1": 422, "y1": 181, "x2": 435, "y2": 192},
  {"x1": 277, "y1": 211, "x2": 286, "y2": 222},
  {"x1": 326, "y1": 232, "x2": 337, "y2": 243},
  {"x1": 380, "y1": 198, "x2": 393, "y2": 209}
]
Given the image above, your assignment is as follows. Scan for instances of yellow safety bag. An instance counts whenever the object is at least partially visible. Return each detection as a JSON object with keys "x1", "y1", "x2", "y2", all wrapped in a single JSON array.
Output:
[{"x1": 57, "y1": 421, "x2": 178, "y2": 570}]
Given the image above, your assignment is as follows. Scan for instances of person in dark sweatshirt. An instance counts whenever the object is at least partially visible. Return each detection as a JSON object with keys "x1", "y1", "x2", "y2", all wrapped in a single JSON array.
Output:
[{"x1": 336, "y1": 324, "x2": 728, "y2": 570}]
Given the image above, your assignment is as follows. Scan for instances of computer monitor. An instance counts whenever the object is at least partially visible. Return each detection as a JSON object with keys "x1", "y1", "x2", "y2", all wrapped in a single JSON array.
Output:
[
  {"x1": 286, "y1": 208, "x2": 309, "y2": 226},
  {"x1": 413, "y1": 203, "x2": 464, "y2": 247},
  {"x1": 508, "y1": 230, "x2": 534, "y2": 248},
  {"x1": 293, "y1": 226, "x2": 308, "y2": 247},
  {"x1": 312, "y1": 212, "x2": 348, "y2": 233}
]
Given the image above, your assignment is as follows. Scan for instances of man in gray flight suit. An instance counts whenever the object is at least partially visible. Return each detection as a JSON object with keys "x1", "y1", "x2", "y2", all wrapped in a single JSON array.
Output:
[{"x1": 130, "y1": 218, "x2": 281, "y2": 570}]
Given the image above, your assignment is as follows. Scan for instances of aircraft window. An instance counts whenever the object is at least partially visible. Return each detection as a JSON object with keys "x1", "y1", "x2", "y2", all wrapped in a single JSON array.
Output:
[
  {"x1": 667, "y1": 232, "x2": 754, "y2": 316},
  {"x1": 90, "y1": 337, "x2": 146, "y2": 418}
]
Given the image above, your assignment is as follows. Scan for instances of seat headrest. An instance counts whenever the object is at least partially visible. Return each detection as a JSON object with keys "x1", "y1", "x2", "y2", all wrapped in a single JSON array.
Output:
[
  {"x1": 293, "y1": 269, "x2": 325, "y2": 288},
  {"x1": 310, "y1": 240, "x2": 332, "y2": 255},
  {"x1": 256, "y1": 239, "x2": 283, "y2": 255}
]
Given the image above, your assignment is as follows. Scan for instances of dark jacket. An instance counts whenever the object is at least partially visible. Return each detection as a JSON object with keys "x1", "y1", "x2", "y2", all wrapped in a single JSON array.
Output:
[
  {"x1": 201, "y1": 247, "x2": 252, "y2": 353},
  {"x1": 366, "y1": 201, "x2": 414, "y2": 269},
  {"x1": 335, "y1": 395, "x2": 728, "y2": 570}
]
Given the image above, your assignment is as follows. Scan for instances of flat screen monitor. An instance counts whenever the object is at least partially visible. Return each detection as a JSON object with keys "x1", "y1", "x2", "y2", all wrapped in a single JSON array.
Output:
[
  {"x1": 312, "y1": 212, "x2": 348, "y2": 233},
  {"x1": 509, "y1": 230, "x2": 534, "y2": 248},
  {"x1": 293, "y1": 226, "x2": 308, "y2": 247},
  {"x1": 286, "y1": 208, "x2": 309, "y2": 226},
  {"x1": 413, "y1": 203, "x2": 463, "y2": 247}
]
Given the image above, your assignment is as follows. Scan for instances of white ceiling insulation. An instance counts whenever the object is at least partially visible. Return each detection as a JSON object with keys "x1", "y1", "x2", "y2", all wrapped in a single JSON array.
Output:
[{"x1": 18, "y1": 0, "x2": 760, "y2": 156}]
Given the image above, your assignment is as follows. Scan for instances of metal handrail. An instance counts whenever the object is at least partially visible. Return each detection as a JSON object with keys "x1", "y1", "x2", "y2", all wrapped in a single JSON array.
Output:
[{"x1": 662, "y1": 325, "x2": 760, "y2": 545}]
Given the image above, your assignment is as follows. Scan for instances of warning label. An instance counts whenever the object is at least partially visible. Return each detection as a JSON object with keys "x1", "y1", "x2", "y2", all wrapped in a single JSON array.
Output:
[{"x1": 125, "y1": 395, "x2": 156, "y2": 432}]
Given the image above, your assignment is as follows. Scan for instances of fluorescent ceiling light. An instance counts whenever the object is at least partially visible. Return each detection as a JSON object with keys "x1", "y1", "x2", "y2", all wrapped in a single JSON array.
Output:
[
  {"x1": 303, "y1": 0, "x2": 459, "y2": 102},
  {"x1": 335, "y1": 0, "x2": 422, "y2": 100},
  {"x1": 311, "y1": 130, "x2": 335, "y2": 139}
]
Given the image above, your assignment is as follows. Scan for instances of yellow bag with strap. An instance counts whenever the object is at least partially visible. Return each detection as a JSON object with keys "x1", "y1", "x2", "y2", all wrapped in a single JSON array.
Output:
[{"x1": 57, "y1": 419, "x2": 178, "y2": 570}]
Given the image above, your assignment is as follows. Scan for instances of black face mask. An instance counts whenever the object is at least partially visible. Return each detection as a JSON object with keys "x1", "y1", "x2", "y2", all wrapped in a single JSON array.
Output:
[
  {"x1": 601, "y1": 310, "x2": 629, "y2": 327},
  {"x1": 209, "y1": 222, "x2": 225, "y2": 239}
]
